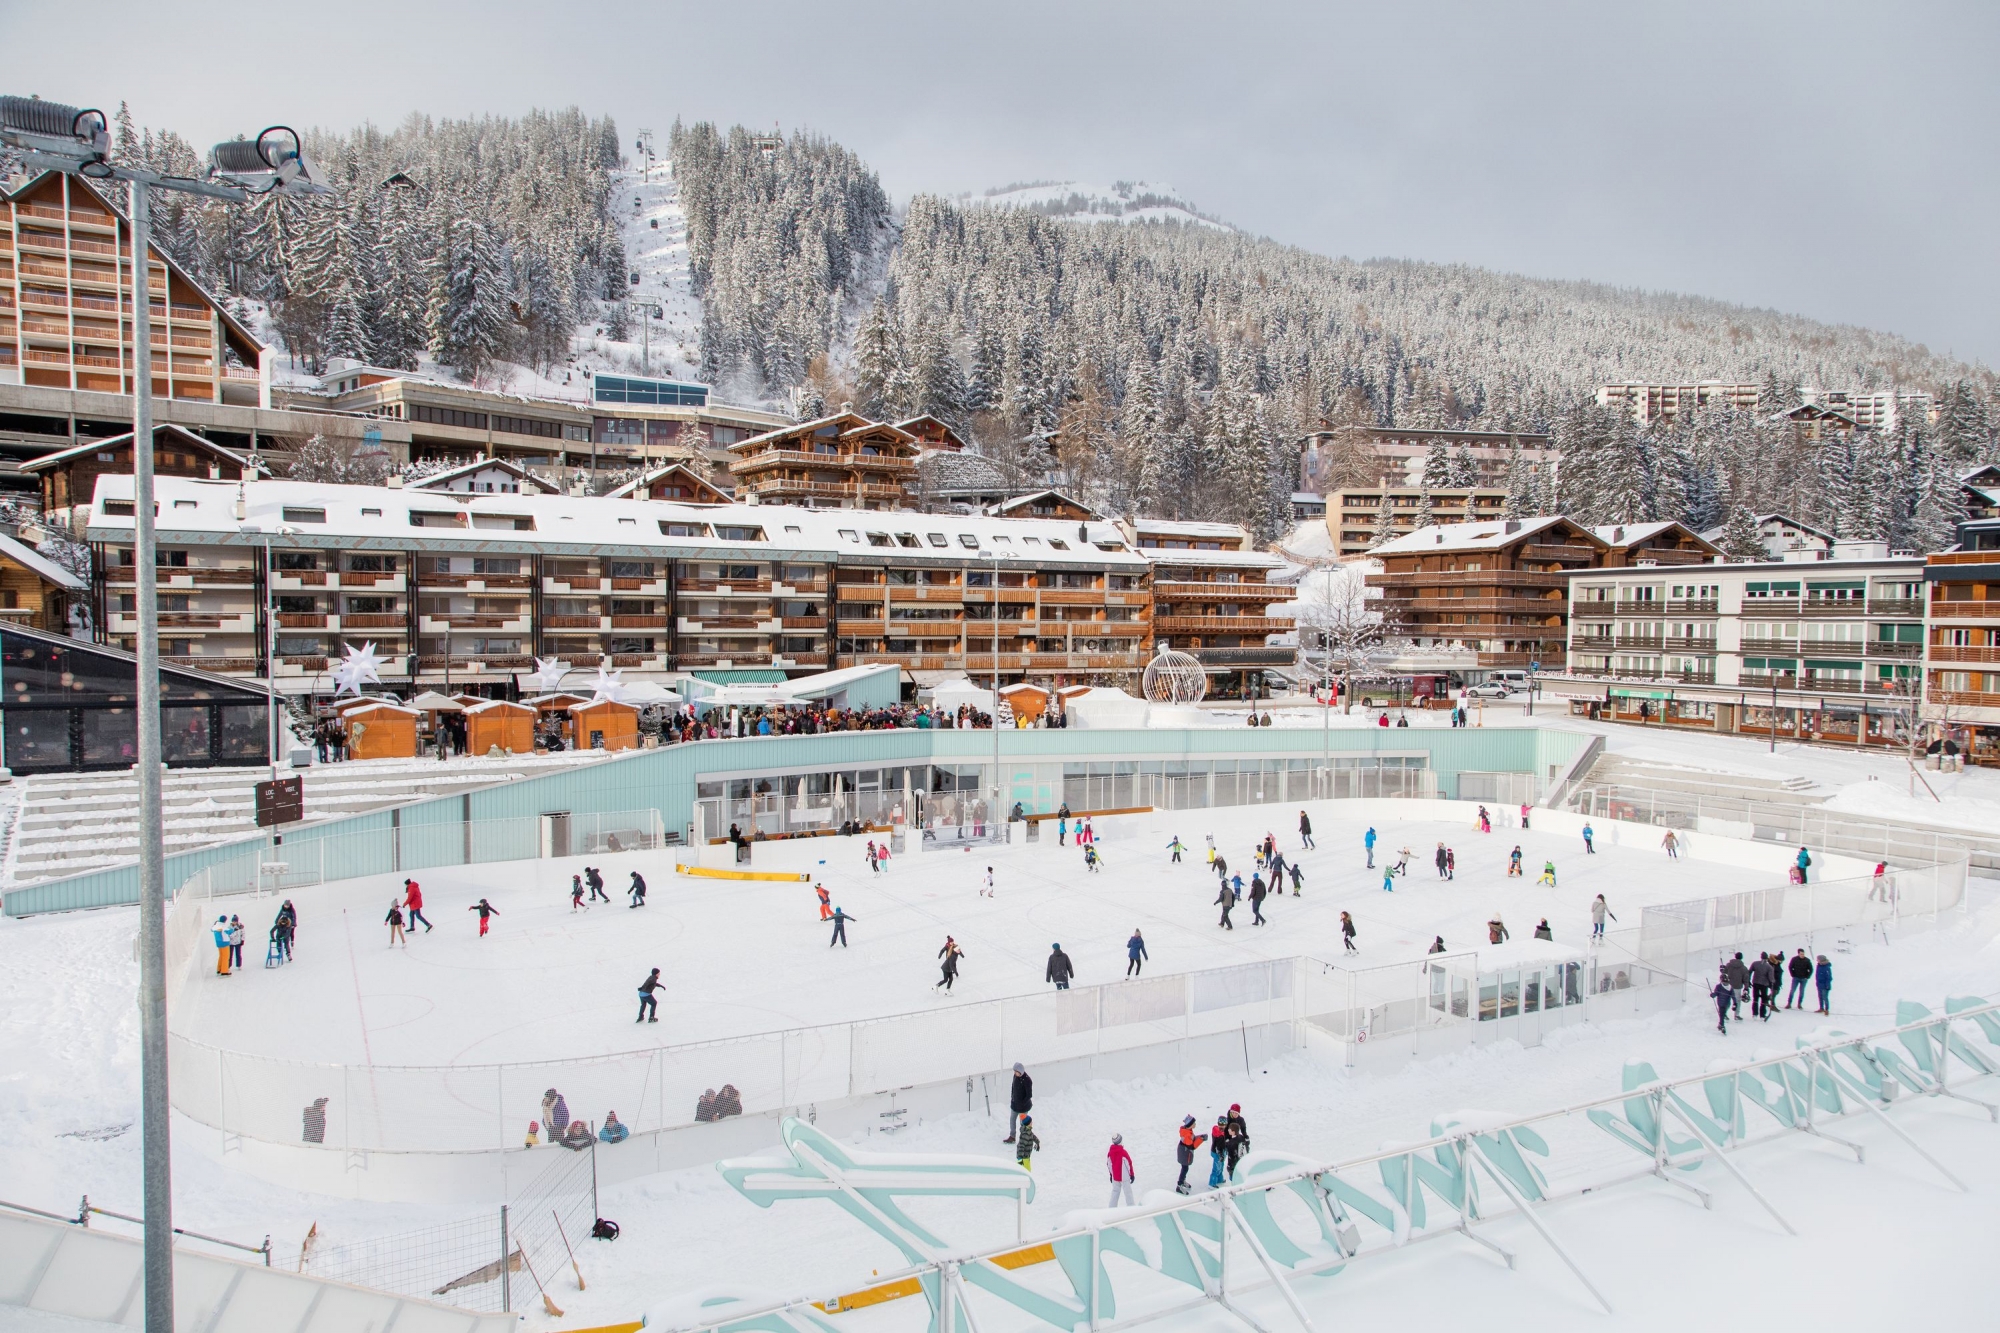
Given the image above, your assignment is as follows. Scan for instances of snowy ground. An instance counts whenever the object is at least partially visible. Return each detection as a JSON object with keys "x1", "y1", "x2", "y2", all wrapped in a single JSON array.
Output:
[{"x1": 170, "y1": 801, "x2": 1787, "y2": 1067}]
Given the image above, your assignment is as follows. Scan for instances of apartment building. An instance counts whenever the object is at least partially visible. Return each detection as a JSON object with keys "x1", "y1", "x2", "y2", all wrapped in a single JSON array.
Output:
[
  {"x1": 1816, "y1": 389, "x2": 1932, "y2": 434},
  {"x1": 77, "y1": 469, "x2": 1155, "y2": 695},
  {"x1": 1923, "y1": 519, "x2": 2000, "y2": 757},
  {"x1": 1596, "y1": 382, "x2": 1761, "y2": 425},
  {"x1": 1328, "y1": 487, "x2": 1509, "y2": 556},
  {"x1": 1298, "y1": 426, "x2": 1554, "y2": 493},
  {"x1": 728, "y1": 411, "x2": 922, "y2": 509},
  {"x1": 1697, "y1": 513, "x2": 1834, "y2": 561},
  {"x1": 1554, "y1": 547, "x2": 1925, "y2": 744},
  {"x1": 1366, "y1": 517, "x2": 1608, "y2": 673},
  {"x1": 1130, "y1": 519, "x2": 1293, "y2": 694}
]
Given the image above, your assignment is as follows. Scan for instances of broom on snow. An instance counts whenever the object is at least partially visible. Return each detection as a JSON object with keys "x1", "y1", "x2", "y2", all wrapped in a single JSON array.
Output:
[
  {"x1": 554, "y1": 1209, "x2": 587, "y2": 1290},
  {"x1": 518, "y1": 1243, "x2": 563, "y2": 1318}
]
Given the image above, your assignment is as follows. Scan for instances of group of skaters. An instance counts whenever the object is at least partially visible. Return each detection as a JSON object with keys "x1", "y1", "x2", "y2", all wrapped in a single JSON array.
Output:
[
  {"x1": 1710, "y1": 948, "x2": 1833, "y2": 1032},
  {"x1": 1205, "y1": 824, "x2": 1307, "y2": 929},
  {"x1": 569, "y1": 865, "x2": 649, "y2": 910},
  {"x1": 212, "y1": 901, "x2": 298, "y2": 974},
  {"x1": 1172, "y1": 1104, "x2": 1252, "y2": 1193}
]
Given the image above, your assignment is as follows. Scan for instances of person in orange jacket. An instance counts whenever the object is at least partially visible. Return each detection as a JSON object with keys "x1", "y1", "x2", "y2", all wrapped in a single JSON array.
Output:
[
  {"x1": 815, "y1": 882, "x2": 832, "y2": 920},
  {"x1": 1174, "y1": 1115, "x2": 1207, "y2": 1194}
]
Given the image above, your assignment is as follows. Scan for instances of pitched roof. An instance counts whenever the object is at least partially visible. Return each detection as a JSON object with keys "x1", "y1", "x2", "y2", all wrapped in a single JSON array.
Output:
[
  {"x1": 406, "y1": 457, "x2": 562, "y2": 494},
  {"x1": 0, "y1": 532, "x2": 85, "y2": 590},
  {"x1": 1370, "y1": 515, "x2": 1587, "y2": 555},
  {"x1": 21, "y1": 422, "x2": 265, "y2": 475},
  {"x1": 603, "y1": 462, "x2": 731, "y2": 503},
  {"x1": 994, "y1": 489, "x2": 1100, "y2": 518}
]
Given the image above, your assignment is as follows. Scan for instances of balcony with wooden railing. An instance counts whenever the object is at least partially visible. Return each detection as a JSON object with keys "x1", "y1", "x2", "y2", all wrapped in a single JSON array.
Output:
[
  {"x1": 1926, "y1": 690, "x2": 2000, "y2": 710},
  {"x1": 1155, "y1": 614, "x2": 1287, "y2": 634},
  {"x1": 1152, "y1": 580, "x2": 1287, "y2": 600},
  {"x1": 542, "y1": 615, "x2": 603, "y2": 630},
  {"x1": 1928, "y1": 601, "x2": 2000, "y2": 619},
  {"x1": 1926, "y1": 645, "x2": 2000, "y2": 665},
  {"x1": 1368, "y1": 570, "x2": 1570, "y2": 590},
  {"x1": 1621, "y1": 548, "x2": 1711, "y2": 566},
  {"x1": 1864, "y1": 641, "x2": 1922, "y2": 660},
  {"x1": 340, "y1": 614, "x2": 407, "y2": 631},
  {"x1": 1477, "y1": 651, "x2": 1566, "y2": 668},
  {"x1": 413, "y1": 572, "x2": 534, "y2": 590},
  {"x1": 1666, "y1": 599, "x2": 1719, "y2": 615},
  {"x1": 1519, "y1": 543, "x2": 1601, "y2": 562},
  {"x1": 1865, "y1": 599, "x2": 1922, "y2": 617},
  {"x1": 678, "y1": 577, "x2": 773, "y2": 594}
]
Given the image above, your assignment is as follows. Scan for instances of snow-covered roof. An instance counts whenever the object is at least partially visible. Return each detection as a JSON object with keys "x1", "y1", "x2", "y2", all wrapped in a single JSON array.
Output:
[
  {"x1": 405, "y1": 458, "x2": 562, "y2": 494},
  {"x1": 0, "y1": 532, "x2": 85, "y2": 590},
  {"x1": 81, "y1": 474, "x2": 1153, "y2": 569},
  {"x1": 22, "y1": 423, "x2": 264, "y2": 476},
  {"x1": 1370, "y1": 516, "x2": 1586, "y2": 556}
]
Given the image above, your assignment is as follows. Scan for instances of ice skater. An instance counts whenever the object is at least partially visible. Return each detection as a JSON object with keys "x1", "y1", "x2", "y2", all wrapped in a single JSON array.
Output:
[
  {"x1": 1537, "y1": 861, "x2": 1557, "y2": 888},
  {"x1": 1046, "y1": 943, "x2": 1074, "y2": 990},
  {"x1": 1381, "y1": 866, "x2": 1396, "y2": 893},
  {"x1": 468, "y1": 898, "x2": 499, "y2": 936},
  {"x1": 983, "y1": 865, "x2": 996, "y2": 897},
  {"x1": 385, "y1": 900, "x2": 406, "y2": 946},
  {"x1": 1215, "y1": 882, "x2": 1236, "y2": 929},
  {"x1": 1288, "y1": 861, "x2": 1304, "y2": 895},
  {"x1": 1249, "y1": 874, "x2": 1268, "y2": 925},
  {"x1": 1477, "y1": 804, "x2": 1491, "y2": 833},
  {"x1": 1520, "y1": 803, "x2": 1532, "y2": 830},
  {"x1": 1175, "y1": 1116, "x2": 1207, "y2": 1194},
  {"x1": 1711, "y1": 976, "x2": 1735, "y2": 1034},
  {"x1": 938, "y1": 937, "x2": 965, "y2": 991},
  {"x1": 1127, "y1": 929, "x2": 1148, "y2": 976},
  {"x1": 1445, "y1": 848, "x2": 1456, "y2": 880},
  {"x1": 1340, "y1": 910, "x2": 1357, "y2": 953},
  {"x1": 1661, "y1": 830, "x2": 1680, "y2": 858},
  {"x1": 1533, "y1": 918, "x2": 1553, "y2": 941},
  {"x1": 402, "y1": 879, "x2": 432, "y2": 931},
  {"x1": 1508, "y1": 845, "x2": 1523, "y2": 877},
  {"x1": 571, "y1": 876, "x2": 586, "y2": 911},
  {"x1": 1394, "y1": 846, "x2": 1412, "y2": 875},
  {"x1": 1487, "y1": 915, "x2": 1509, "y2": 944},
  {"x1": 866, "y1": 841, "x2": 881, "y2": 873},
  {"x1": 1591, "y1": 894, "x2": 1614, "y2": 939},
  {"x1": 1363, "y1": 826, "x2": 1376, "y2": 868},
  {"x1": 637, "y1": 967, "x2": 661, "y2": 1022},
  {"x1": 1084, "y1": 844, "x2": 1102, "y2": 873},
  {"x1": 628, "y1": 871, "x2": 647, "y2": 908},
  {"x1": 816, "y1": 882, "x2": 832, "y2": 920},
  {"x1": 586, "y1": 866, "x2": 609, "y2": 902},
  {"x1": 1107, "y1": 1134, "x2": 1136, "y2": 1206},
  {"x1": 1434, "y1": 843, "x2": 1449, "y2": 879},
  {"x1": 1298, "y1": 810, "x2": 1315, "y2": 849},
  {"x1": 1167, "y1": 835, "x2": 1186, "y2": 863},
  {"x1": 829, "y1": 905, "x2": 856, "y2": 947}
]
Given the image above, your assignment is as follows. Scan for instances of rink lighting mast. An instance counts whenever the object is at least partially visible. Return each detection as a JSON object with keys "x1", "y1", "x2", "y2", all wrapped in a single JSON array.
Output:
[{"x1": 0, "y1": 93, "x2": 329, "y2": 1333}]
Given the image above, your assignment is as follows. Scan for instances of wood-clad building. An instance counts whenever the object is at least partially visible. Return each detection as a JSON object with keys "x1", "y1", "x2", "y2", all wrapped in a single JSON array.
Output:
[
  {"x1": 605, "y1": 462, "x2": 731, "y2": 505},
  {"x1": 728, "y1": 412, "x2": 920, "y2": 510},
  {"x1": 28, "y1": 423, "x2": 261, "y2": 526},
  {"x1": 1131, "y1": 520, "x2": 1293, "y2": 694}
]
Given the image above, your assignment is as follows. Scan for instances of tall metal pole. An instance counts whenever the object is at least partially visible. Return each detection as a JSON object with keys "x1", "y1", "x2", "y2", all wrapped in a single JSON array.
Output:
[
  {"x1": 129, "y1": 178, "x2": 175, "y2": 1333},
  {"x1": 264, "y1": 533, "x2": 278, "y2": 780}
]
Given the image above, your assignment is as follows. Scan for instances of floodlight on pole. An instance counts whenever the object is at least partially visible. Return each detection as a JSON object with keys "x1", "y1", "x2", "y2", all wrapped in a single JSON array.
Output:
[{"x1": 5, "y1": 89, "x2": 333, "y2": 1333}]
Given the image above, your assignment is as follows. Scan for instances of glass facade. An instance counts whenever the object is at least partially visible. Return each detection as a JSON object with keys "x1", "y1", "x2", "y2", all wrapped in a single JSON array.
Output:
[
  {"x1": 1, "y1": 626, "x2": 273, "y2": 773},
  {"x1": 591, "y1": 374, "x2": 709, "y2": 407}
]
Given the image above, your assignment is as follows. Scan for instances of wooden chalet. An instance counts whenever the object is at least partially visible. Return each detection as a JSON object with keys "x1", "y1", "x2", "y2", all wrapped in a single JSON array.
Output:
[
  {"x1": 727, "y1": 412, "x2": 918, "y2": 510},
  {"x1": 605, "y1": 461, "x2": 732, "y2": 505},
  {"x1": 27, "y1": 423, "x2": 261, "y2": 525}
]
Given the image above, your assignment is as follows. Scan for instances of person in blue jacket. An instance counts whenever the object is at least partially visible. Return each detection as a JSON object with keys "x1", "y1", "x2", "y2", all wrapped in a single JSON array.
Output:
[
  {"x1": 1363, "y1": 826, "x2": 1377, "y2": 868},
  {"x1": 1814, "y1": 954, "x2": 1833, "y2": 1014},
  {"x1": 598, "y1": 1110, "x2": 630, "y2": 1143},
  {"x1": 1796, "y1": 846, "x2": 1812, "y2": 884},
  {"x1": 1126, "y1": 929, "x2": 1149, "y2": 977}
]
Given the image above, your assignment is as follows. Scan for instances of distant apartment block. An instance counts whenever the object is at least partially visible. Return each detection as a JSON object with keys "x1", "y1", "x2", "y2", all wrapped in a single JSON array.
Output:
[
  {"x1": 1299, "y1": 426, "x2": 1554, "y2": 493},
  {"x1": 1595, "y1": 382, "x2": 1761, "y2": 425},
  {"x1": 1328, "y1": 486, "x2": 1509, "y2": 557}
]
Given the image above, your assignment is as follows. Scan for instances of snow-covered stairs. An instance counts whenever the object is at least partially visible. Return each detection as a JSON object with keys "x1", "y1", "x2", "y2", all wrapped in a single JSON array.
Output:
[
  {"x1": 6, "y1": 751, "x2": 613, "y2": 884},
  {"x1": 1570, "y1": 753, "x2": 1828, "y2": 809}
]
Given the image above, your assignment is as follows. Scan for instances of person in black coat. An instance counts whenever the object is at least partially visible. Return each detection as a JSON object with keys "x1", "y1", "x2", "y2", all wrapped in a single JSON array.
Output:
[
  {"x1": 1248, "y1": 874, "x2": 1268, "y2": 926},
  {"x1": 1214, "y1": 883, "x2": 1235, "y2": 930},
  {"x1": 1046, "y1": 944, "x2": 1075, "y2": 990},
  {"x1": 1006, "y1": 1063, "x2": 1033, "y2": 1143},
  {"x1": 1298, "y1": 810, "x2": 1314, "y2": 849},
  {"x1": 1222, "y1": 1105, "x2": 1250, "y2": 1178},
  {"x1": 1785, "y1": 948, "x2": 1814, "y2": 1009},
  {"x1": 1749, "y1": 953, "x2": 1777, "y2": 1020},
  {"x1": 1711, "y1": 979, "x2": 1735, "y2": 1034},
  {"x1": 628, "y1": 871, "x2": 648, "y2": 908}
]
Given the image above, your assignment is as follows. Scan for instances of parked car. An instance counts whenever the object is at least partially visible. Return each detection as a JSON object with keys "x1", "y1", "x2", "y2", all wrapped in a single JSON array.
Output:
[{"x1": 1466, "y1": 681, "x2": 1514, "y2": 700}]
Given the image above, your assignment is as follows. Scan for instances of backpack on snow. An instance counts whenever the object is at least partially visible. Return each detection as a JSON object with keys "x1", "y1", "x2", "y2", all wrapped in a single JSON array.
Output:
[{"x1": 591, "y1": 1217, "x2": 620, "y2": 1241}]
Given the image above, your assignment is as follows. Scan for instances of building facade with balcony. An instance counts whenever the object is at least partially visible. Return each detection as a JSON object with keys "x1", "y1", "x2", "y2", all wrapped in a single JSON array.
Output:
[
  {"x1": 728, "y1": 412, "x2": 921, "y2": 510},
  {"x1": 1131, "y1": 520, "x2": 1292, "y2": 695},
  {"x1": 1554, "y1": 547, "x2": 1924, "y2": 744},
  {"x1": 76, "y1": 472, "x2": 1155, "y2": 696},
  {"x1": 1328, "y1": 486, "x2": 1510, "y2": 556},
  {"x1": 1366, "y1": 516, "x2": 1608, "y2": 676},
  {"x1": 1922, "y1": 522, "x2": 2000, "y2": 759}
]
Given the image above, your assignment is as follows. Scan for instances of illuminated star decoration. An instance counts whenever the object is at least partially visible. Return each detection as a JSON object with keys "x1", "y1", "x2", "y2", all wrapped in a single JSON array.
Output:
[
  {"x1": 331, "y1": 641, "x2": 385, "y2": 697},
  {"x1": 523, "y1": 656, "x2": 571, "y2": 693},
  {"x1": 588, "y1": 665, "x2": 627, "y2": 702}
]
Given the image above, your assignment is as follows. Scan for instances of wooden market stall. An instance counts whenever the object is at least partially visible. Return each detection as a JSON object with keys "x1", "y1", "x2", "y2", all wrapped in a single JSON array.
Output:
[
  {"x1": 568, "y1": 698, "x2": 640, "y2": 751},
  {"x1": 341, "y1": 701, "x2": 421, "y2": 760},
  {"x1": 999, "y1": 682, "x2": 1052, "y2": 725},
  {"x1": 464, "y1": 699, "x2": 536, "y2": 755}
]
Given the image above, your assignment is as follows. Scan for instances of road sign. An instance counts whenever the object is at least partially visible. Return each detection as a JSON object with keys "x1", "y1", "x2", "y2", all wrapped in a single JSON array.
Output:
[{"x1": 255, "y1": 776, "x2": 304, "y2": 828}]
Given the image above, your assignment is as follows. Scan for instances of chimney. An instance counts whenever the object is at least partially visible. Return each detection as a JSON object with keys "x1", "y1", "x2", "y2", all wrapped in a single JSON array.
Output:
[
  {"x1": 386, "y1": 474, "x2": 403, "y2": 489},
  {"x1": 1612, "y1": 525, "x2": 1625, "y2": 543},
  {"x1": 1504, "y1": 519, "x2": 1520, "y2": 534}
]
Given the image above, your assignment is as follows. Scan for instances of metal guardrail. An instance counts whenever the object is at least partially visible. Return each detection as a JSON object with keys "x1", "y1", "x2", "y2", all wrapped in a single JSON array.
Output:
[{"x1": 0, "y1": 1195, "x2": 270, "y2": 1264}]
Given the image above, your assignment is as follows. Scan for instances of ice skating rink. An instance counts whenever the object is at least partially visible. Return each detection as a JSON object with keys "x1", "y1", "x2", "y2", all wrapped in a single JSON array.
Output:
[{"x1": 176, "y1": 801, "x2": 1804, "y2": 1067}]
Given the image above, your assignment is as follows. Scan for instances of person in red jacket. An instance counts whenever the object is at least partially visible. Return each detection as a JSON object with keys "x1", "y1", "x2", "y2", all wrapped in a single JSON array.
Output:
[
  {"x1": 1107, "y1": 1133, "x2": 1137, "y2": 1206},
  {"x1": 402, "y1": 879, "x2": 432, "y2": 932},
  {"x1": 815, "y1": 882, "x2": 832, "y2": 921}
]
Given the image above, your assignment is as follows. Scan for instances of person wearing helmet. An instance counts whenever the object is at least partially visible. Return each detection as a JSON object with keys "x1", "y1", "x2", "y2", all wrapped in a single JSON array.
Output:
[
  {"x1": 1107, "y1": 1133, "x2": 1136, "y2": 1206},
  {"x1": 1174, "y1": 1115, "x2": 1207, "y2": 1194}
]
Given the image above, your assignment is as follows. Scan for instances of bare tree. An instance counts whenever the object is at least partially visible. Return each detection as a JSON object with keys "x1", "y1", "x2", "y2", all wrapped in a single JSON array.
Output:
[
  {"x1": 1295, "y1": 564, "x2": 1405, "y2": 713},
  {"x1": 285, "y1": 432, "x2": 392, "y2": 486}
]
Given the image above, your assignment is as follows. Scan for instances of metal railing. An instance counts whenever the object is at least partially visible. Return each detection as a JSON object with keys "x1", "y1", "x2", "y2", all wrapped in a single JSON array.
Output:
[{"x1": 0, "y1": 1195, "x2": 270, "y2": 1265}]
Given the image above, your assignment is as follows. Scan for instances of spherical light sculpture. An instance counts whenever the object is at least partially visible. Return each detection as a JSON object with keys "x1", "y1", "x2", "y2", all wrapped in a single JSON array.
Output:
[{"x1": 1143, "y1": 649, "x2": 1209, "y2": 704}]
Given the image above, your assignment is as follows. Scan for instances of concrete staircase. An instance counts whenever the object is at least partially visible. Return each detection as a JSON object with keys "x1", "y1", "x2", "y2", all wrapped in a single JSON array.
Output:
[
  {"x1": 4, "y1": 750, "x2": 614, "y2": 885},
  {"x1": 1568, "y1": 753, "x2": 1828, "y2": 811}
]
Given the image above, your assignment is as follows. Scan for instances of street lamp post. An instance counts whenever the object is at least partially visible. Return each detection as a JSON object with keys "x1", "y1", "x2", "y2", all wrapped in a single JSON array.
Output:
[
  {"x1": 1, "y1": 97, "x2": 328, "y2": 1333},
  {"x1": 979, "y1": 549, "x2": 1003, "y2": 837}
]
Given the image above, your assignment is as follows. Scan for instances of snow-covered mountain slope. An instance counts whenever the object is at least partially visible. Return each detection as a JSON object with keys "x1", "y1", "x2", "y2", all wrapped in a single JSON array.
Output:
[
  {"x1": 586, "y1": 164, "x2": 706, "y2": 383},
  {"x1": 966, "y1": 179, "x2": 1231, "y2": 231}
]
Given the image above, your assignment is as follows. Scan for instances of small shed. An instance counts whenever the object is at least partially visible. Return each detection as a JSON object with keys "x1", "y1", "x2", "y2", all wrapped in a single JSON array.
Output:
[
  {"x1": 465, "y1": 699, "x2": 536, "y2": 755},
  {"x1": 998, "y1": 682, "x2": 1051, "y2": 724},
  {"x1": 342, "y1": 701, "x2": 420, "y2": 760},
  {"x1": 569, "y1": 698, "x2": 640, "y2": 751}
]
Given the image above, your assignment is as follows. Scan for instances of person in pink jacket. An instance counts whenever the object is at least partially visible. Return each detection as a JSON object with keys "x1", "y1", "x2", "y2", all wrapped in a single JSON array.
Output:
[{"x1": 1106, "y1": 1133, "x2": 1136, "y2": 1207}]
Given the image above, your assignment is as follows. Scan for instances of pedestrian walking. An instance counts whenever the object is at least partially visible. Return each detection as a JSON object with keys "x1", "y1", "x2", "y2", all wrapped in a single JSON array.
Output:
[
  {"x1": 403, "y1": 879, "x2": 432, "y2": 931},
  {"x1": 1533, "y1": 918, "x2": 1552, "y2": 941},
  {"x1": 1213, "y1": 854, "x2": 1229, "y2": 884},
  {"x1": 1249, "y1": 874, "x2": 1268, "y2": 926},
  {"x1": 1014, "y1": 1115, "x2": 1040, "y2": 1170},
  {"x1": 1786, "y1": 948, "x2": 1813, "y2": 1008},
  {"x1": 1487, "y1": 915, "x2": 1509, "y2": 945},
  {"x1": 1005, "y1": 1063, "x2": 1032, "y2": 1142},
  {"x1": 385, "y1": 901, "x2": 406, "y2": 946},
  {"x1": 1661, "y1": 830, "x2": 1680, "y2": 859},
  {"x1": 1868, "y1": 861, "x2": 1891, "y2": 903},
  {"x1": 1175, "y1": 1116, "x2": 1207, "y2": 1194},
  {"x1": 1107, "y1": 1134, "x2": 1137, "y2": 1206},
  {"x1": 628, "y1": 871, "x2": 648, "y2": 908},
  {"x1": 1363, "y1": 826, "x2": 1377, "y2": 868},
  {"x1": 1814, "y1": 955, "x2": 1832, "y2": 1014},
  {"x1": 1046, "y1": 943, "x2": 1075, "y2": 990},
  {"x1": 1299, "y1": 810, "x2": 1315, "y2": 849},
  {"x1": 468, "y1": 898, "x2": 499, "y2": 936},
  {"x1": 1127, "y1": 929, "x2": 1148, "y2": 976},
  {"x1": 637, "y1": 967, "x2": 662, "y2": 1022},
  {"x1": 1590, "y1": 894, "x2": 1614, "y2": 939},
  {"x1": 1795, "y1": 846, "x2": 1812, "y2": 885},
  {"x1": 816, "y1": 882, "x2": 832, "y2": 920},
  {"x1": 1340, "y1": 910, "x2": 1357, "y2": 953},
  {"x1": 1288, "y1": 861, "x2": 1304, "y2": 895},
  {"x1": 1215, "y1": 882, "x2": 1236, "y2": 929},
  {"x1": 1167, "y1": 836, "x2": 1186, "y2": 863},
  {"x1": 1711, "y1": 977, "x2": 1734, "y2": 1034},
  {"x1": 571, "y1": 876, "x2": 586, "y2": 911},
  {"x1": 1723, "y1": 953, "x2": 1748, "y2": 1018},
  {"x1": 1582, "y1": 823, "x2": 1595, "y2": 853},
  {"x1": 938, "y1": 937, "x2": 966, "y2": 991},
  {"x1": 586, "y1": 867, "x2": 609, "y2": 902},
  {"x1": 1508, "y1": 846, "x2": 1523, "y2": 877},
  {"x1": 829, "y1": 905, "x2": 856, "y2": 947}
]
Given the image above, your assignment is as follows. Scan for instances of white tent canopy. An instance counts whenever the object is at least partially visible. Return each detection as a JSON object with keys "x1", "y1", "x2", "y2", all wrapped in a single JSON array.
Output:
[
  {"x1": 406, "y1": 690, "x2": 465, "y2": 711},
  {"x1": 925, "y1": 676, "x2": 994, "y2": 714},
  {"x1": 619, "y1": 680, "x2": 683, "y2": 705},
  {"x1": 1065, "y1": 687, "x2": 1150, "y2": 729}
]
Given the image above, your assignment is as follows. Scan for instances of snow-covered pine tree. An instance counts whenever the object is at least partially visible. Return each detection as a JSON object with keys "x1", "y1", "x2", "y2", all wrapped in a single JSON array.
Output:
[
  {"x1": 1421, "y1": 438, "x2": 1450, "y2": 489},
  {"x1": 1719, "y1": 502, "x2": 1766, "y2": 560},
  {"x1": 1368, "y1": 496, "x2": 1398, "y2": 547},
  {"x1": 1447, "y1": 442, "x2": 1479, "y2": 489},
  {"x1": 852, "y1": 300, "x2": 896, "y2": 418},
  {"x1": 428, "y1": 217, "x2": 511, "y2": 380},
  {"x1": 679, "y1": 418, "x2": 714, "y2": 481}
]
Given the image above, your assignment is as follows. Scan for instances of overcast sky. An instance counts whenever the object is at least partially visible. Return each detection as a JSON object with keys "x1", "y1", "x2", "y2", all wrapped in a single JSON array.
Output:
[{"x1": 5, "y1": 1, "x2": 1994, "y2": 371}]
